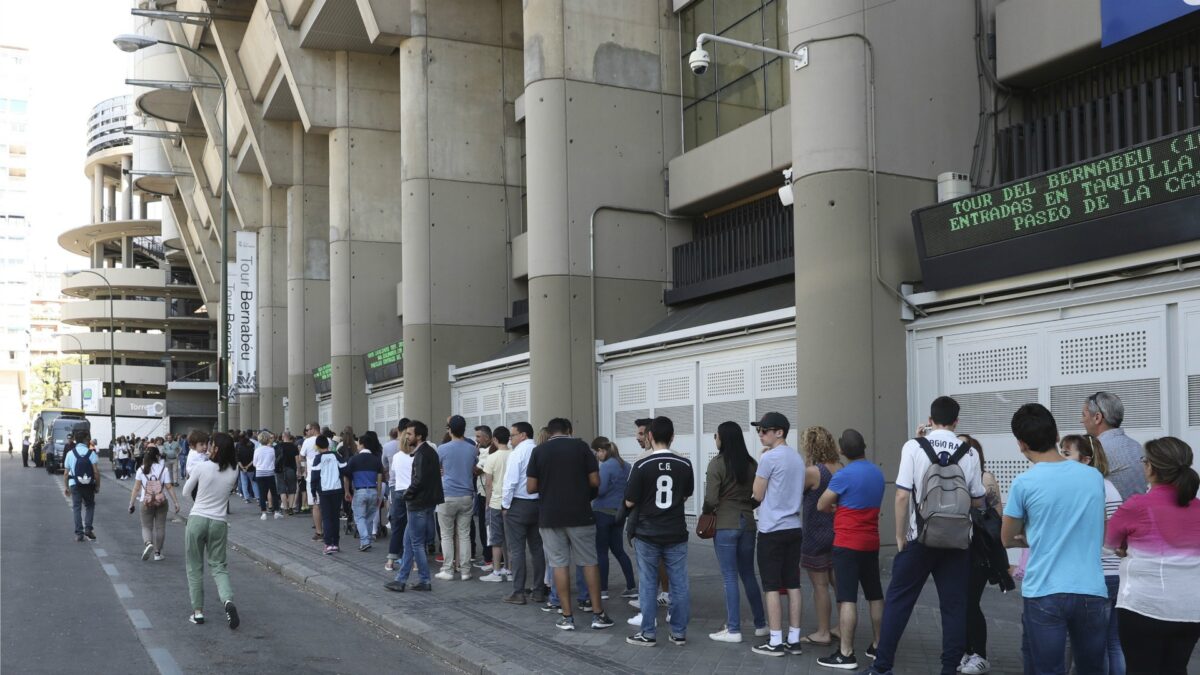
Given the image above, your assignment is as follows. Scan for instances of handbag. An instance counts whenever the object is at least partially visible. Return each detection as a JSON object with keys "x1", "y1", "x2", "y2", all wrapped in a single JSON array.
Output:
[{"x1": 695, "y1": 513, "x2": 717, "y2": 539}]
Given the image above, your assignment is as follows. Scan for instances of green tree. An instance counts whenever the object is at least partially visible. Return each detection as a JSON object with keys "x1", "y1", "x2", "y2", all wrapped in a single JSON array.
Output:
[{"x1": 28, "y1": 356, "x2": 86, "y2": 409}]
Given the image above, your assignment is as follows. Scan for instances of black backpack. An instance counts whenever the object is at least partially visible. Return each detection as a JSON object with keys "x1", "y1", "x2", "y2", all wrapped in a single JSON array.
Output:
[{"x1": 71, "y1": 447, "x2": 95, "y2": 486}]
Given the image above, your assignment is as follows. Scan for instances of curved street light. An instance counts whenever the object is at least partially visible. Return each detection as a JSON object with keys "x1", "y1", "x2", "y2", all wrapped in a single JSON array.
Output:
[
  {"x1": 115, "y1": 33, "x2": 230, "y2": 431},
  {"x1": 53, "y1": 333, "x2": 87, "y2": 410},
  {"x1": 64, "y1": 270, "x2": 116, "y2": 447}
]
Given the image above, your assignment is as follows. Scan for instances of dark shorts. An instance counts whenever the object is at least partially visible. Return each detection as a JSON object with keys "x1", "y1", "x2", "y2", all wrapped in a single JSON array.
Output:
[
  {"x1": 757, "y1": 527, "x2": 803, "y2": 591},
  {"x1": 832, "y1": 546, "x2": 883, "y2": 603},
  {"x1": 486, "y1": 507, "x2": 505, "y2": 547},
  {"x1": 277, "y1": 468, "x2": 297, "y2": 494}
]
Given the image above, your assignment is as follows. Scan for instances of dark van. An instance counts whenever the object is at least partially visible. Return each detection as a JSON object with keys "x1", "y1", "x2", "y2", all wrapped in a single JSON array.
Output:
[{"x1": 45, "y1": 418, "x2": 91, "y2": 474}]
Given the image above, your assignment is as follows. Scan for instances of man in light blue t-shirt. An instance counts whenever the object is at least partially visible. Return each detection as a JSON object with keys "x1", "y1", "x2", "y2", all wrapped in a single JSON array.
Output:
[
  {"x1": 1001, "y1": 403, "x2": 1108, "y2": 675},
  {"x1": 435, "y1": 415, "x2": 479, "y2": 581},
  {"x1": 750, "y1": 412, "x2": 805, "y2": 658}
]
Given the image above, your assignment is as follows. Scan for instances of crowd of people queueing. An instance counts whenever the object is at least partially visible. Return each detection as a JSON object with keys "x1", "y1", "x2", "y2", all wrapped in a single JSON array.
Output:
[{"x1": 53, "y1": 388, "x2": 1200, "y2": 674}]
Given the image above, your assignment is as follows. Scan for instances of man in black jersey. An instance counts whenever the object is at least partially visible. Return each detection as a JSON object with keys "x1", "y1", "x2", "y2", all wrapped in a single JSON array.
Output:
[{"x1": 623, "y1": 416, "x2": 693, "y2": 647}]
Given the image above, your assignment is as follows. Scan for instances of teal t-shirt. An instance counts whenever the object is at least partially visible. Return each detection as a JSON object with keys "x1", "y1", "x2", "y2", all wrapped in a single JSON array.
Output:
[{"x1": 1003, "y1": 460, "x2": 1107, "y2": 599}]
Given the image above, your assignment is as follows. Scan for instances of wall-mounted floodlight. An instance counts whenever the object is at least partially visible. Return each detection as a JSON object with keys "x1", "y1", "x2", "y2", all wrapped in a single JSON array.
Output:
[{"x1": 688, "y1": 33, "x2": 809, "y2": 76}]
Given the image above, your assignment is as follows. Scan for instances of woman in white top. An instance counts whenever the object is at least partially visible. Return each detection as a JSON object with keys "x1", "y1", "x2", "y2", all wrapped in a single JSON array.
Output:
[
  {"x1": 181, "y1": 431, "x2": 241, "y2": 629},
  {"x1": 127, "y1": 445, "x2": 179, "y2": 561},
  {"x1": 1061, "y1": 433, "x2": 1125, "y2": 675},
  {"x1": 115, "y1": 439, "x2": 132, "y2": 480}
]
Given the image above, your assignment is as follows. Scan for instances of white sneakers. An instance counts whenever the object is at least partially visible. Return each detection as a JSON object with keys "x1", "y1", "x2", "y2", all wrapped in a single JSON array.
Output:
[
  {"x1": 274, "y1": 511, "x2": 283, "y2": 519},
  {"x1": 260, "y1": 513, "x2": 268, "y2": 521},
  {"x1": 708, "y1": 628, "x2": 743, "y2": 643},
  {"x1": 627, "y1": 613, "x2": 643, "y2": 626},
  {"x1": 657, "y1": 592, "x2": 670, "y2": 606},
  {"x1": 958, "y1": 654, "x2": 991, "y2": 674},
  {"x1": 434, "y1": 570, "x2": 455, "y2": 581},
  {"x1": 459, "y1": 572, "x2": 471, "y2": 581},
  {"x1": 479, "y1": 572, "x2": 506, "y2": 582}
]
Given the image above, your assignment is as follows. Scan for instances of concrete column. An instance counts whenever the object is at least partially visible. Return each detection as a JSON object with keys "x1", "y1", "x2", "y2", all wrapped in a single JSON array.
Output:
[
  {"x1": 523, "y1": 0, "x2": 682, "y2": 437},
  {"x1": 786, "y1": 0, "x2": 973, "y2": 507},
  {"x1": 105, "y1": 184, "x2": 117, "y2": 222},
  {"x1": 90, "y1": 243, "x2": 104, "y2": 269},
  {"x1": 257, "y1": 185, "x2": 288, "y2": 433},
  {"x1": 285, "y1": 124, "x2": 331, "y2": 435},
  {"x1": 399, "y1": 0, "x2": 522, "y2": 426},
  {"x1": 238, "y1": 395, "x2": 259, "y2": 431},
  {"x1": 328, "y1": 51, "x2": 402, "y2": 432},
  {"x1": 120, "y1": 156, "x2": 133, "y2": 220},
  {"x1": 139, "y1": 197, "x2": 148, "y2": 220},
  {"x1": 120, "y1": 237, "x2": 135, "y2": 268},
  {"x1": 92, "y1": 168, "x2": 105, "y2": 224}
]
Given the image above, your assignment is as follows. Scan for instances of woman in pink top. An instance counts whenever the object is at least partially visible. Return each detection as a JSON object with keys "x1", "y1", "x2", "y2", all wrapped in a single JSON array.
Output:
[{"x1": 1104, "y1": 436, "x2": 1200, "y2": 675}]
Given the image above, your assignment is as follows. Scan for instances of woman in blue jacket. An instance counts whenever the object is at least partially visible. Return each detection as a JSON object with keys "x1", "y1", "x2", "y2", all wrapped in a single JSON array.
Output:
[{"x1": 592, "y1": 437, "x2": 637, "y2": 600}]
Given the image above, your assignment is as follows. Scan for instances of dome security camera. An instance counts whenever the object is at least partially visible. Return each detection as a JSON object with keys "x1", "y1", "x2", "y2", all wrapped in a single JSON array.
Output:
[{"x1": 688, "y1": 48, "x2": 710, "y2": 76}]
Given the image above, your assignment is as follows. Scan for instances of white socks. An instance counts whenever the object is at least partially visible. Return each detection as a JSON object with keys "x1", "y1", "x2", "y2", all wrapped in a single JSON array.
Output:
[
  {"x1": 769, "y1": 630, "x2": 783, "y2": 646},
  {"x1": 788, "y1": 626, "x2": 800, "y2": 644}
]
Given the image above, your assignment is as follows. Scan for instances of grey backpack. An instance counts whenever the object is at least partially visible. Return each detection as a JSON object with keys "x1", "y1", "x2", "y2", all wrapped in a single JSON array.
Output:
[{"x1": 914, "y1": 438, "x2": 973, "y2": 549}]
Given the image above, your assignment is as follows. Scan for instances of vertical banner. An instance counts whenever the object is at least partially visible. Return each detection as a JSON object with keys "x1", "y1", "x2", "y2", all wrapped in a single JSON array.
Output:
[
  {"x1": 235, "y1": 230, "x2": 258, "y2": 394},
  {"x1": 74, "y1": 380, "x2": 102, "y2": 413},
  {"x1": 226, "y1": 264, "x2": 238, "y2": 400}
]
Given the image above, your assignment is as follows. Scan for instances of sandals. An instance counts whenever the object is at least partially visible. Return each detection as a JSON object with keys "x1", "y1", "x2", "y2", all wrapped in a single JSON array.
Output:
[{"x1": 800, "y1": 634, "x2": 833, "y2": 646}]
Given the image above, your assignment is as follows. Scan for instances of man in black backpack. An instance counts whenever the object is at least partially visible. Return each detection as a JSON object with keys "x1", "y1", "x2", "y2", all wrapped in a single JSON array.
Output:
[
  {"x1": 63, "y1": 429, "x2": 101, "y2": 542},
  {"x1": 868, "y1": 396, "x2": 986, "y2": 675}
]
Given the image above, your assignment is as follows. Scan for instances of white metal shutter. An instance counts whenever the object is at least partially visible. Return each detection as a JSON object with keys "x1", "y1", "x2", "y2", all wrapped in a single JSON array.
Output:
[
  {"x1": 503, "y1": 382, "x2": 530, "y2": 427},
  {"x1": 317, "y1": 399, "x2": 332, "y2": 429},
  {"x1": 1181, "y1": 301, "x2": 1200, "y2": 454}
]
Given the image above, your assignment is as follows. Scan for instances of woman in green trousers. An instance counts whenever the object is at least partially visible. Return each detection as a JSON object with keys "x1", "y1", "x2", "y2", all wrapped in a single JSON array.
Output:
[{"x1": 181, "y1": 431, "x2": 241, "y2": 628}]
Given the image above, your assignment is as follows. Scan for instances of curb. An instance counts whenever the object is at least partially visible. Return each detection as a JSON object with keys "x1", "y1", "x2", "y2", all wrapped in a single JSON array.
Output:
[{"x1": 231, "y1": 539, "x2": 507, "y2": 674}]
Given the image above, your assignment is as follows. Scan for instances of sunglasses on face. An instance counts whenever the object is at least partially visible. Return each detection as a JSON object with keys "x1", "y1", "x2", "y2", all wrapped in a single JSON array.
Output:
[{"x1": 756, "y1": 428, "x2": 778, "y2": 435}]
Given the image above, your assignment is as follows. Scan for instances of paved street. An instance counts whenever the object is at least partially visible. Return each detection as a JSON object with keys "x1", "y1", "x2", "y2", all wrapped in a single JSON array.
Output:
[{"x1": 0, "y1": 457, "x2": 458, "y2": 675}]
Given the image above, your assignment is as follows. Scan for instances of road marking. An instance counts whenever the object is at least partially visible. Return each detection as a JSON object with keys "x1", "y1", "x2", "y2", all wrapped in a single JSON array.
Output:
[
  {"x1": 147, "y1": 648, "x2": 184, "y2": 675},
  {"x1": 94, "y1": 548, "x2": 108, "y2": 557},
  {"x1": 102, "y1": 563, "x2": 119, "y2": 577},
  {"x1": 128, "y1": 608, "x2": 152, "y2": 629},
  {"x1": 114, "y1": 583, "x2": 133, "y2": 599}
]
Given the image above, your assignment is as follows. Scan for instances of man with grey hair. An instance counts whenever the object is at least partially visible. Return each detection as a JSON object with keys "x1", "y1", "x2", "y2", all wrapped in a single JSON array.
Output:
[{"x1": 1081, "y1": 391, "x2": 1148, "y2": 499}]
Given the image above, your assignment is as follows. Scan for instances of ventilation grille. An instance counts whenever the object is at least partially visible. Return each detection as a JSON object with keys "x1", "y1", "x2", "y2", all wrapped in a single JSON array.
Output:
[
  {"x1": 658, "y1": 376, "x2": 691, "y2": 402},
  {"x1": 706, "y1": 369, "x2": 746, "y2": 398},
  {"x1": 957, "y1": 345, "x2": 1029, "y2": 386},
  {"x1": 755, "y1": 395, "x2": 798, "y2": 425},
  {"x1": 657, "y1": 405, "x2": 695, "y2": 435},
  {"x1": 989, "y1": 459, "x2": 1029, "y2": 501},
  {"x1": 703, "y1": 400, "x2": 750, "y2": 433},
  {"x1": 1059, "y1": 330, "x2": 1148, "y2": 376},
  {"x1": 618, "y1": 382, "x2": 648, "y2": 407},
  {"x1": 953, "y1": 389, "x2": 1040, "y2": 435},
  {"x1": 506, "y1": 387, "x2": 528, "y2": 411},
  {"x1": 759, "y1": 362, "x2": 797, "y2": 393},
  {"x1": 1050, "y1": 378, "x2": 1162, "y2": 429},
  {"x1": 461, "y1": 397, "x2": 479, "y2": 415},
  {"x1": 615, "y1": 409, "x2": 650, "y2": 434},
  {"x1": 1190, "y1": 375, "x2": 1200, "y2": 427},
  {"x1": 480, "y1": 414, "x2": 503, "y2": 430},
  {"x1": 482, "y1": 392, "x2": 501, "y2": 413}
]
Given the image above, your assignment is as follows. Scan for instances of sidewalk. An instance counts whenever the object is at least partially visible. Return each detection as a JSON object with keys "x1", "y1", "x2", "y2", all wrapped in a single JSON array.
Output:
[{"x1": 210, "y1": 493, "x2": 1026, "y2": 674}]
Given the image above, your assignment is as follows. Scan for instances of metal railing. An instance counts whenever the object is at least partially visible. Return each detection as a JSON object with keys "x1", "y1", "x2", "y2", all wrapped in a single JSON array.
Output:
[
  {"x1": 671, "y1": 194, "x2": 794, "y2": 289},
  {"x1": 999, "y1": 31, "x2": 1200, "y2": 182},
  {"x1": 132, "y1": 236, "x2": 164, "y2": 261}
]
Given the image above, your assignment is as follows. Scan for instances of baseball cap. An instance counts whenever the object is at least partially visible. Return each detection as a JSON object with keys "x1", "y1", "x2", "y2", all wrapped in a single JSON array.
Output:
[{"x1": 751, "y1": 412, "x2": 790, "y2": 434}]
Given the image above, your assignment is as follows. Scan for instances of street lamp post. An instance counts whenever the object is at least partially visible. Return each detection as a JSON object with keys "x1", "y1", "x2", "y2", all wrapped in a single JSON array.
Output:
[
  {"x1": 65, "y1": 270, "x2": 116, "y2": 448},
  {"x1": 54, "y1": 333, "x2": 86, "y2": 409},
  {"x1": 115, "y1": 33, "x2": 230, "y2": 432}
]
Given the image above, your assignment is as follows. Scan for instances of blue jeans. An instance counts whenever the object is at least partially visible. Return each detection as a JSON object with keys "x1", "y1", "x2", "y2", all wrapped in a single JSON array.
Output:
[
  {"x1": 239, "y1": 470, "x2": 259, "y2": 501},
  {"x1": 634, "y1": 539, "x2": 689, "y2": 639},
  {"x1": 1022, "y1": 592, "x2": 1110, "y2": 675},
  {"x1": 713, "y1": 524, "x2": 766, "y2": 632},
  {"x1": 387, "y1": 497, "x2": 408, "y2": 560},
  {"x1": 396, "y1": 506, "x2": 434, "y2": 585},
  {"x1": 71, "y1": 485, "x2": 96, "y2": 536},
  {"x1": 1104, "y1": 576, "x2": 1125, "y2": 675},
  {"x1": 595, "y1": 510, "x2": 635, "y2": 592},
  {"x1": 352, "y1": 488, "x2": 378, "y2": 547},
  {"x1": 873, "y1": 542, "x2": 969, "y2": 675}
]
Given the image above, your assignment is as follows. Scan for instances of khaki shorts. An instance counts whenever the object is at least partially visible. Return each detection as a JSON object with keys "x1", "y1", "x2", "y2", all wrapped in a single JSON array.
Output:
[{"x1": 542, "y1": 525, "x2": 598, "y2": 568}]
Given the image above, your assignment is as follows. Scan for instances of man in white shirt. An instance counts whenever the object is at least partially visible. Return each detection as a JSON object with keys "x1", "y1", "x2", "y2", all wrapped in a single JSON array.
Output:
[
  {"x1": 870, "y1": 396, "x2": 986, "y2": 675},
  {"x1": 501, "y1": 421, "x2": 546, "y2": 605},
  {"x1": 300, "y1": 422, "x2": 323, "y2": 540}
]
